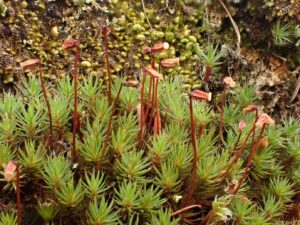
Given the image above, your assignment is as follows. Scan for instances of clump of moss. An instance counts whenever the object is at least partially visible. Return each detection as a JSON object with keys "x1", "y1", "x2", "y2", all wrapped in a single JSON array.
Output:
[{"x1": 0, "y1": 41, "x2": 299, "y2": 224}]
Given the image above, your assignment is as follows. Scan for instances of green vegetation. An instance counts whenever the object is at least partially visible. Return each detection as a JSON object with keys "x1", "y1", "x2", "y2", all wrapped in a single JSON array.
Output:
[{"x1": 0, "y1": 70, "x2": 299, "y2": 224}]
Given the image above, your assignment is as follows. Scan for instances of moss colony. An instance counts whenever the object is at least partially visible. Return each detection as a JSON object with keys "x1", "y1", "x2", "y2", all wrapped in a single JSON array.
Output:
[{"x1": 0, "y1": 0, "x2": 299, "y2": 225}]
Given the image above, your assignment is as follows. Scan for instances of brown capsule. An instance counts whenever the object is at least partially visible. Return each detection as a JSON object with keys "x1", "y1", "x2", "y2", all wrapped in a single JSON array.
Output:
[
  {"x1": 190, "y1": 90, "x2": 212, "y2": 101},
  {"x1": 152, "y1": 42, "x2": 169, "y2": 52},
  {"x1": 4, "y1": 161, "x2": 17, "y2": 183},
  {"x1": 144, "y1": 67, "x2": 163, "y2": 79},
  {"x1": 243, "y1": 105, "x2": 259, "y2": 113},
  {"x1": 255, "y1": 113, "x2": 275, "y2": 128},
  {"x1": 238, "y1": 120, "x2": 247, "y2": 132},
  {"x1": 223, "y1": 76, "x2": 236, "y2": 88},
  {"x1": 62, "y1": 38, "x2": 79, "y2": 50},
  {"x1": 224, "y1": 179, "x2": 238, "y2": 195},
  {"x1": 160, "y1": 58, "x2": 180, "y2": 68},
  {"x1": 122, "y1": 80, "x2": 139, "y2": 88},
  {"x1": 20, "y1": 58, "x2": 40, "y2": 69},
  {"x1": 257, "y1": 137, "x2": 269, "y2": 151}
]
